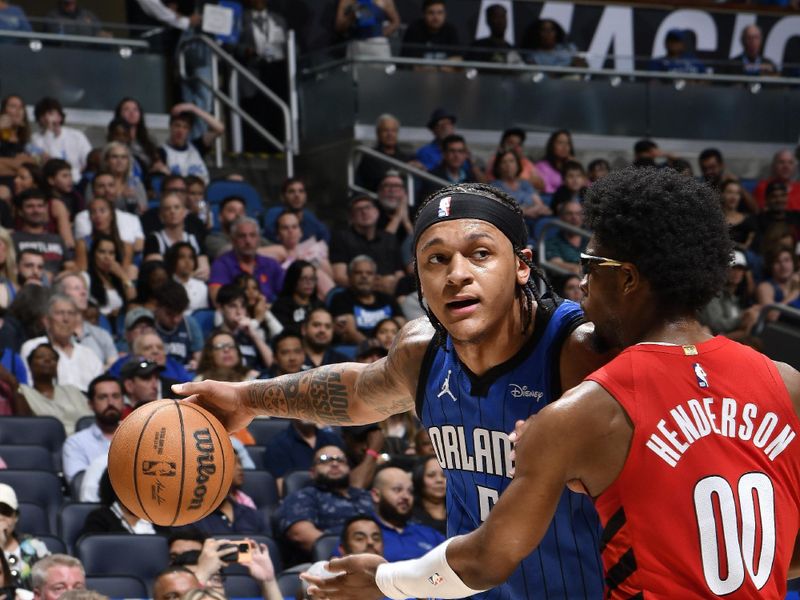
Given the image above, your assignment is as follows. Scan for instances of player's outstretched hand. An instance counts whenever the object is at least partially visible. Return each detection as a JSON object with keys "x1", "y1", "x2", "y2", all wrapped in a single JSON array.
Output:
[
  {"x1": 172, "y1": 380, "x2": 257, "y2": 433},
  {"x1": 508, "y1": 418, "x2": 529, "y2": 476},
  {"x1": 300, "y1": 554, "x2": 386, "y2": 600}
]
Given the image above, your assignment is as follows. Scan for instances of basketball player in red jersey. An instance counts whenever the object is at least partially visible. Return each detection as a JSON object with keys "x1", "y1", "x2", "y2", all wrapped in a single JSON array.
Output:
[{"x1": 303, "y1": 166, "x2": 800, "y2": 600}]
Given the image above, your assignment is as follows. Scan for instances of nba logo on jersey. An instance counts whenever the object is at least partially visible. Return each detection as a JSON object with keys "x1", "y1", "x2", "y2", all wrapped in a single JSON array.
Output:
[
  {"x1": 693, "y1": 363, "x2": 709, "y2": 388},
  {"x1": 438, "y1": 197, "x2": 452, "y2": 217}
]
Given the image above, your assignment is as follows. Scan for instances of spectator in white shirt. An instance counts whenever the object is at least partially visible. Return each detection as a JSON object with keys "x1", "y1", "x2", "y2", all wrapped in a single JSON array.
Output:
[
  {"x1": 165, "y1": 241, "x2": 209, "y2": 314},
  {"x1": 30, "y1": 97, "x2": 91, "y2": 183}
]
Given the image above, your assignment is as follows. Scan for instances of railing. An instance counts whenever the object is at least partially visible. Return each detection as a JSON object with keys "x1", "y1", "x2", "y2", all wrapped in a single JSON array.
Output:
[
  {"x1": 752, "y1": 304, "x2": 800, "y2": 336},
  {"x1": 536, "y1": 220, "x2": 591, "y2": 277},
  {"x1": 347, "y1": 145, "x2": 450, "y2": 205},
  {"x1": 177, "y1": 34, "x2": 296, "y2": 176},
  {"x1": 0, "y1": 28, "x2": 149, "y2": 49}
]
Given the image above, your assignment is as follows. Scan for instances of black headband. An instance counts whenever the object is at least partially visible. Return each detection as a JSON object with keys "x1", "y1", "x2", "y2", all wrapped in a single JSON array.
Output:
[{"x1": 413, "y1": 192, "x2": 528, "y2": 252}]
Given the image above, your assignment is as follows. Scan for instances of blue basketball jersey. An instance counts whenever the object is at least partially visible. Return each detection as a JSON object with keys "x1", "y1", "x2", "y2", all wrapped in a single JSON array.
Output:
[{"x1": 416, "y1": 298, "x2": 604, "y2": 599}]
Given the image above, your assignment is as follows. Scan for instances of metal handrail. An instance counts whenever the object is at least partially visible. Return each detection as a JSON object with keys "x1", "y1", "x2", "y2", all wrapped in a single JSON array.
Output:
[
  {"x1": 752, "y1": 304, "x2": 800, "y2": 336},
  {"x1": 0, "y1": 29, "x2": 149, "y2": 49},
  {"x1": 302, "y1": 54, "x2": 800, "y2": 86},
  {"x1": 537, "y1": 219, "x2": 591, "y2": 277},
  {"x1": 177, "y1": 34, "x2": 294, "y2": 176},
  {"x1": 348, "y1": 145, "x2": 449, "y2": 206}
]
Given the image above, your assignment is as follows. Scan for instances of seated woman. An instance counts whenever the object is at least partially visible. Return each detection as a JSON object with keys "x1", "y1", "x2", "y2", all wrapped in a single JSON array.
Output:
[
  {"x1": 93, "y1": 141, "x2": 147, "y2": 215},
  {"x1": 372, "y1": 317, "x2": 399, "y2": 351},
  {"x1": 270, "y1": 260, "x2": 323, "y2": 332},
  {"x1": 0, "y1": 227, "x2": 17, "y2": 309},
  {"x1": 411, "y1": 455, "x2": 446, "y2": 535},
  {"x1": 757, "y1": 244, "x2": 800, "y2": 320},
  {"x1": 523, "y1": 19, "x2": 586, "y2": 67},
  {"x1": 144, "y1": 192, "x2": 209, "y2": 279},
  {"x1": 490, "y1": 148, "x2": 550, "y2": 222},
  {"x1": 0, "y1": 482, "x2": 51, "y2": 589},
  {"x1": 0, "y1": 94, "x2": 35, "y2": 205},
  {"x1": 229, "y1": 273, "x2": 282, "y2": 338},
  {"x1": 74, "y1": 197, "x2": 136, "y2": 281},
  {"x1": 87, "y1": 234, "x2": 136, "y2": 321},
  {"x1": 194, "y1": 330, "x2": 260, "y2": 383},
  {"x1": 165, "y1": 241, "x2": 209, "y2": 314},
  {"x1": 19, "y1": 343, "x2": 91, "y2": 435},
  {"x1": 81, "y1": 470, "x2": 169, "y2": 535},
  {"x1": 259, "y1": 211, "x2": 335, "y2": 297},
  {"x1": 130, "y1": 260, "x2": 169, "y2": 313}
]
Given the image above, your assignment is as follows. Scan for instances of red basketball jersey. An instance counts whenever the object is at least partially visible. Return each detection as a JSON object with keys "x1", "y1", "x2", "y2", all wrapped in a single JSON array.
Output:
[{"x1": 588, "y1": 336, "x2": 800, "y2": 599}]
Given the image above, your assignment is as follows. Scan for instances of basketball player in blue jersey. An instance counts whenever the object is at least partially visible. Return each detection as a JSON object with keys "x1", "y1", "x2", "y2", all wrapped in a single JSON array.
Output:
[{"x1": 175, "y1": 183, "x2": 613, "y2": 598}]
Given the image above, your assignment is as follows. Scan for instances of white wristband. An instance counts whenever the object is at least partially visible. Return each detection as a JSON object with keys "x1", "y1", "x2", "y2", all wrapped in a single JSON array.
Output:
[{"x1": 374, "y1": 537, "x2": 488, "y2": 600}]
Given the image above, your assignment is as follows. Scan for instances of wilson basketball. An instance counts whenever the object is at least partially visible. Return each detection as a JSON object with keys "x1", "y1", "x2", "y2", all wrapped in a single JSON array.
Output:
[{"x1": 108, "y1": 399, "x2": 235, "y2": 526}]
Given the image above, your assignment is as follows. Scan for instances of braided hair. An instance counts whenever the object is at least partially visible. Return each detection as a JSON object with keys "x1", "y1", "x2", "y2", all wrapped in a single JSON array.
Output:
[{"x1": 413, "y1": 183, "x2": 555, "y2": 347}]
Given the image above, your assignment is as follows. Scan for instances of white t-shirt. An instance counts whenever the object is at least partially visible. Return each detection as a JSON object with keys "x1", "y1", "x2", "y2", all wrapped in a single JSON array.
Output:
[
  {"x1": 178, "y1": 276, "x2": 209, "y2": 314},
  {"x1": 21, "y1": 336, "x2": 104, "y2": 392},
  {"x1": 74, "y1": 209, "x2": 144, "y2": 246},
  {"x1": 31, "y1": 127, "x2": 92, "y2": 182},
  {"x1": 161, "y1": 142, "x2": 209, "y2": 182}
]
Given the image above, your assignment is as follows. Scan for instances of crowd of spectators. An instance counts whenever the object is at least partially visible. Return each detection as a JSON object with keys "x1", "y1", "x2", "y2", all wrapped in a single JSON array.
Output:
[{"x1": 0, "y1": 1, "x2": 797, "y2": 598}]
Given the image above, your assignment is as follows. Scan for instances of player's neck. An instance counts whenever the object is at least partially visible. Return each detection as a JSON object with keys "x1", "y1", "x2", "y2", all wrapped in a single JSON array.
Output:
[
  {"x1": 452, "y1": 307, "x2": 530, "y2": 376},
  {"x1": 635, "y1": 316, "x2": 711, "y2": 347}
]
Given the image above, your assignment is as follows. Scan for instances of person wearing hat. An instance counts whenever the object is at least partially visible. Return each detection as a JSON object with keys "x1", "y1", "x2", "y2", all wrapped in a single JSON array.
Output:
[
  {"x1": 699, "y1": 250, "x2": 760, "y2": 342},
  {"x1": 0, "y1": 483, "x2": 51, "y2": 591},
  {"x1": 647, "y1": 28, "x2": 706, "y2": 74},
  {"x1": 120, "y1": 356, "x2": 162, "y2": 414},
  {"x1": 330, "y1": 197, "x2": 405, "y2": 295},
  {"x1": 414, "y1": 107, "x2": 458, "y2": 171},
  {"x1": 19, "y1": 342, "x2": 92, "y2": 435}
]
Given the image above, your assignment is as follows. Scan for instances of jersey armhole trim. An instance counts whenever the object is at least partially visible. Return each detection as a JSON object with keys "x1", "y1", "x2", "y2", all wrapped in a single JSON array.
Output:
[
  {"x1": 414, "y1": 337, "x2": 439, "y2": 419},
  {"x1": 548, "y1": 310, "x2": 586, "y2": 400}
]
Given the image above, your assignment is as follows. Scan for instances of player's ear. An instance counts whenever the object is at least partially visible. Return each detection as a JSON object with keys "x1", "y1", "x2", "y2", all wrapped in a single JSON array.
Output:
[
  {"x1": 516, "y1": 248, "x2": 532, "y2": 285},
  {"x1": 619, "y1": 262, "x2": 640, "y2": 296}
]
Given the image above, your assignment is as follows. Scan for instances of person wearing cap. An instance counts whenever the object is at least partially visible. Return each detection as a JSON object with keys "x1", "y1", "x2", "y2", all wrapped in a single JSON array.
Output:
[
  {"x1": 176, "y1": 182, "x2": 612, "y2": 599},
  {"x1": 62, "y1": 374, "x2": 124, "y2": 483},
  {"x1": 120, "y1": 356, "x2": 162, "y2": 414},
  {"x1": 330, "y1": 197, "x2": 405, "y2": 296},
  {"x1": 647, "y1": 28, "x2": 706, "y2": 74},
  {"x1": 753, "y1": 149, "x2": 800, "y2": 212},
  {"x1": 699, "y1": 250, "x2": 760, "y2": 342},
  {"x1": 0, "y1": 483, "x2": 51, "y2": 590},
  {"x1": 414, "y1": 107, "x2": 458, "y2": 171},
  {"x1": 19, "y1": 343, "x2": 92, "y2": 435}
]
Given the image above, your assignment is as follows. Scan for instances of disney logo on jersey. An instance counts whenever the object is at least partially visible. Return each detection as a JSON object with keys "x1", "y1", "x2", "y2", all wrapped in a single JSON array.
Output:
[{"x1": 509, "y1": 384, "x2": 543, "y2": 401}]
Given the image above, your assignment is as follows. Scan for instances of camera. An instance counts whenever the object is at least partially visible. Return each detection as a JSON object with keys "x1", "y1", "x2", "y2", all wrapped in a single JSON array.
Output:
[{"x1": 219, "y1": 542, "x2": 252, "y2": 563}]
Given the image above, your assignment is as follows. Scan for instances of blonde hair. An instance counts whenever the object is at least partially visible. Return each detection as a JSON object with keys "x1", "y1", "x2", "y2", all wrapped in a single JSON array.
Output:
[
  {"x1": 0, "y1": 227, "x2": 17, "y2": 285},
  {"x1": 101, "y1": 141, "x2": 134, "y2": 181}
]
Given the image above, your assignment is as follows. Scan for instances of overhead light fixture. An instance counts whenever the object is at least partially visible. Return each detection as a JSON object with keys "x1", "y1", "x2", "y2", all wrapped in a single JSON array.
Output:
[
  {"x1": 749, "y1": 82, "x2": 762, "y2": 94},
  {"x1": 29, "y1": 40, "x2": 43, "y2": 52},
  {"x1": 609, "y1": 76, "x2": 621, "y2": 87},
  {"x1": 119, "y1": 46, "x2": 132, "y2": 59},
  {"x1": 465, "y1": 68, "x2": 478, "y2": 80},
  {"x1": 674, "y1": 79, "x2": 686, "y2": 91},
  {"x1": 531, "y1": 72, "x2": 545, "y2": 83},
  {"x1": 384, "y1": 64, "x2": 396, "y2": 75}
]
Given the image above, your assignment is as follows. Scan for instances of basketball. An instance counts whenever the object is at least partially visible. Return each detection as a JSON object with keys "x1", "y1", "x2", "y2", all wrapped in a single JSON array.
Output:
[{"x1": 108, "y1": 399, "x2": 236, "y2": 526}]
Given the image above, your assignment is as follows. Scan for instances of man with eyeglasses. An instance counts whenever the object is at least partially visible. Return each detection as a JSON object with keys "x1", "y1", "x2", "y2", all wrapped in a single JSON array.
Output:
[
  {"x1": 275, "y1": 445, "x2": 374, "y2": 563},
  {"x1": 20, "y1": 295, "x2": 103, "y2": 393}
]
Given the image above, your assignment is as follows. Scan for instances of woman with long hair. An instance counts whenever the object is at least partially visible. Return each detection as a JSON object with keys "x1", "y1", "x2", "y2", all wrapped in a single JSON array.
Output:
[
  {"x1": 97, "y1": 141, "x2": 147, "y2": 214},
  {"x1": 114, "y1": 97, "x2": 168, "y2": 174},
  {"x1": 195, "y1": 330, "x2": 259, "y2": 382},
  {"x1": 757, "y1": 244, "x2": 800, "y2": 317},
  {"x1": 74, "y1": 197, "x2": 135, "y2": 280},
  {"x1": 523, "y1": 18, "x2": 586, "y2": 67},
  {"x1": 0, "y1": 228, "x2": 17, "y2": 308},
  {"x1": 143, "y1": 192, "x2": 209, "y2": 279},
  {"x1": 490, "y1": 148, "x2": 550, "y2": 221},
  {"x1": 270, "y1": 260, "x2": 323, "y2": 331},
  {"x1": 132, "y1": 260, "x2": 169, "y2": 312},
  {"x1": 165, "y1": 241, "x2": 208, "y2": 313},
  {"x1": 411, "y1": 455, "x2": 446, "y2": 535},
  {"x1": 87, "y1": 234, "x2": 135, "y2": 319},
  {"x1": 230, "y1": 273, "x2": 282, "y2": 338},
  {"x1": 721, "y1": 179, "x2": 757, "y2": 252},
  {"x1": 534, "y1": 129, "x2": 575, "y2": 194}
]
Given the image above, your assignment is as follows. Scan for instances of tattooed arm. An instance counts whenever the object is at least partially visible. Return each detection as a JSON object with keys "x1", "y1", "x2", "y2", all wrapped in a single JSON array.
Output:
[{"x1": 173, "y1": 318, "x2": 434, "y2": 432}]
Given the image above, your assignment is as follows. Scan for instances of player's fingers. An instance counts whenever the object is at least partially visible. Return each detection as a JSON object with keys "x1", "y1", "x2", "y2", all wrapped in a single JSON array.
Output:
[
  {"x1": 172, "y1": 381, "x2": 204, "y2": 396},
  {"x1": 325, "y1": 557, "x2": 349, "y2": 573}
]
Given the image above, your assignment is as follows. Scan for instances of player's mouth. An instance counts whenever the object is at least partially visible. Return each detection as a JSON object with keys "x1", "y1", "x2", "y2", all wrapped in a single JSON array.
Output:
[{"x1": 445, "y1": 297, "x2": 479, "y2": 315}]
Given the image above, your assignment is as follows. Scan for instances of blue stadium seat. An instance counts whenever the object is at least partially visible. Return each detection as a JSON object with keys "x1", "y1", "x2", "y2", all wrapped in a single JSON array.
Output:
[
  {"x1": 240, "y1": 470, "x2": 279, "y2": 510},
  {"x1": 0, "y1": 445, "x2": 56, "y2": 471},
  {"x1": 205, "y1": 179, "x2": 263, "y2": 226},
  {"x1": 282, "y1": 470, "x2": 312, "y2": 498},
  {"x1": 0, "y1": 417, "x2": 66, "y2": 471},
  {"x1": 69, "y1": 471, "x2": 85, "y2": 501},
  {"x1": 18, "y1": 501, "x2": 51, "y2": 536},
  {"x1": 0, "y1": 471, "x2": 63, "y2": 533},
  {"x1": 150, "y1": 173, "x2": 165, "y2": 199},
  {"x1": 76, "y1": 534, "x2": 169, "y2": 595},
  {"x1": 211, "y1": 534, "x2": 282, "y2": 573},
  {"x1": 58, "y1": 503, "x2": 102, "y2": 554},
  {"x1": 191, "y1": 308, "x2": 217, "y2": 339},
  {"x1": 97, "y1": 314, "x2": 113, "y2": 335},
  {"x1": 248, "y1": 418, "x2": 291, "y2": 447},
  {"x1": 277, "y1": 563, "x2": 311, "y2": 598},
  {"x1": 86, "y1": 575, "x2": 148, "y2": 599},
  {"x1": 245, "y1": 445, "x2": 266, "y2": 470},
  {"x1": 258, "y1": 506, "x2": 274, "y2": 538},
  {"x1": 312, "y1": 534, "x2": 340, "y2": 562},
  {"x1": 74, "y1": 416, "x2": 95, "y2": 432},
  {"x1": 35, "y1": 534, "x2": 66, "y2": 554},
  {"x1": 223, "y1": 574, "x2": 262, "y2": 599}
]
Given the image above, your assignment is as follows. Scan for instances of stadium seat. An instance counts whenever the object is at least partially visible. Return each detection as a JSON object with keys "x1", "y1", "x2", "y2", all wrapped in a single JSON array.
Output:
[
  {"x1": 248, "y1": 418, "x2": 291, "y2": 447},
  {"x1": 206, "y1": 179, "x2": 263, "y2": 224},
  {"x1": 0, "y1": 417, "x2": 66, "y2": 471},
  {"x1": 86, "y1": 575, "x2": 148, "y2": 599},
  {"x1": 36, "y1": 534, "x2": 67, "y2": 554},
  {"x1": 69, "y1": 471, "x2": 85, "y2": 501},
  {"x1": 223, "y1": 574, "x2": 262, "y2": 598},
  {"x1": 76, "y1": 534, "x2": 169, "y2": 595},
  {"x1": 244, "y1": 445, "x2": 266, "y2": 470},
  {"x1": 0, "y1": 445, "x2": 56, "y2": 471},
  {"x1": 18, "y1": 502, "x2": 51, "y2": 536},
  {"x1": 282, "y1": 470, "x2": 312, "y2": 498},
  {"x1": 58, "y1": 503, "x2": 101, "y2": 554},
  {"x1": 211, "y1": 534, "x2": 282, "y2": 573},
  {"x1": 0, "y1": 471, "x2": 63, "y2": 533},
  {"x1": 191, "y1": 308, "x2": 216, "y2": 339},
  {"x1": 239, "y1": 470, "x2": 279, "y2": 510},
  {"x1": 74, "y1": 416, "x2": 95, "y2": 432},
  {"x1": 312, "y1": 534, "x2": 340, "y2": 562},
  {"x1": 277, "y1": 563, "x2": 311, "y2": 598},
  {"x1": 258, "y1": 506, "x2": 274, "y2": 538}
]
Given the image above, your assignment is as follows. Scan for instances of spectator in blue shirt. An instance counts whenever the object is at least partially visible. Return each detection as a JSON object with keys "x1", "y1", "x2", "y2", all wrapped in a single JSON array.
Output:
[
  {"x1": 263, "y1": 178, "x2": 330, "y2": 244},
  {"x1": 371, "y1": 466, "x2": 445, "y2": 562},
  {"x1": 648, "y1": 29, "x2": 706, "y2": 75},
  {"x1": 275, "y1": 445, "x2": 374, "y2": 563},
  {"x1": 264, "y1": 421, "x2": 344, "y2": 492},
  {"x1": 0, "y1": 3, "x2": 31, "y2": 32},
  {"x1": 415, "y1": 107, "x2": 458, "y2": 171}
]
